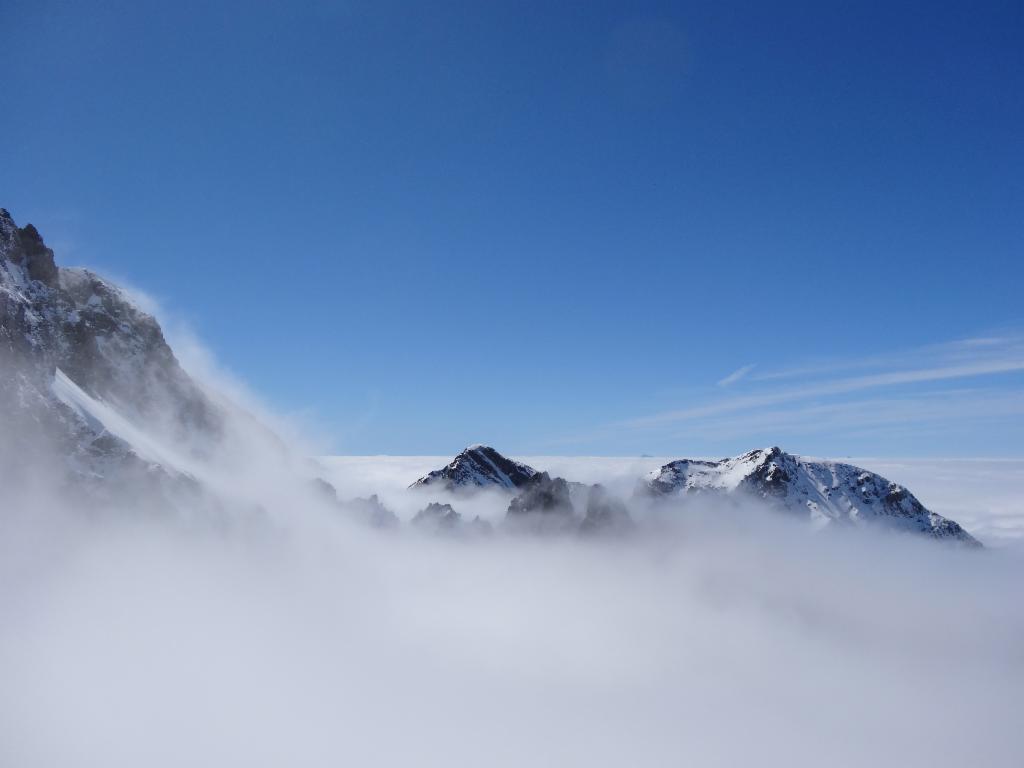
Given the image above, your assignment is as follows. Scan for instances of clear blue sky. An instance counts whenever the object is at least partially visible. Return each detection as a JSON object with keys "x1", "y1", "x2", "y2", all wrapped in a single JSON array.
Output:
[{"x1": 3, "y1": 0, "x2": 1023, "y2": 456}]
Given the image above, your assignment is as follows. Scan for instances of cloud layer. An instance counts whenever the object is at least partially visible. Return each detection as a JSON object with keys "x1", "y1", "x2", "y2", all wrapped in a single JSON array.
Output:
[{"x1": 3, "y1": 446, "x2": 1024, "y2": 767}]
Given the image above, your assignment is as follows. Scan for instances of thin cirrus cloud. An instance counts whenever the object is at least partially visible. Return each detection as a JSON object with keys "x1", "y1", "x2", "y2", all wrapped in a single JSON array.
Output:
[
  {"x1": 747, "y1": 335, "x2": 1021, "y2": 384},
  {"x1": 717, "y1": 364, "x2": 756, "y2": 387},
  {"x1": 663, "y1": 389, "x2": 1024, "y2": 444},
  {"x1": 543, "y1": 333, "x2": 1024, "y2": 453},
  {"x1": 626, "y1": 359, "x2": 1024, "y2": 430},
  {"x1": 607, "y1": 333, "x2": 1024, "y2": 449}
]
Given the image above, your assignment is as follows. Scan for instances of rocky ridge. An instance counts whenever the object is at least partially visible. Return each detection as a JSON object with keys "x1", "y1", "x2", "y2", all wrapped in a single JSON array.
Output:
[
  {"x1": 410, "y1": 444, "x2": 539, "y2": 491},
  {"x1": 641, "y1": 447, "x2": 979, "y2": 545}
]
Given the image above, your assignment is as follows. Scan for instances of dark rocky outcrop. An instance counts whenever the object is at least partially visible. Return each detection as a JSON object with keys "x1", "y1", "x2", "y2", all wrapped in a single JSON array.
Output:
[
  {"x1": 504, "y1": 471, "x2": 578, "y2": 533},
  {"x1": 3, "y1": 220, "x2": 58, "y2": 286},
  {"x1": 411, "y1": 502, "x2": 462, "y2": 532}
]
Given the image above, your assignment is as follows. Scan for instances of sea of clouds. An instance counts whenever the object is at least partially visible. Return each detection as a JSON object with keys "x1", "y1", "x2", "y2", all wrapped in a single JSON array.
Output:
[
  {"x1": 1, "y1": 453, "x2": 1022, "y2": 766},
  {"x1": 2, "y1": 340, "x2": 1023, "y2": 766}
]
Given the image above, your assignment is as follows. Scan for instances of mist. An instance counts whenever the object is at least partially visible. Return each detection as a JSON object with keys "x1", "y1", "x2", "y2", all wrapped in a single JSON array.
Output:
[
  {"x1": 2, "y1": 318, "x2": 1023, "y2": 766},
  {"x1": 3, "y1": 441, "x2": 1024, "y2": 766},
  {"x1": 4, "y1": 0, "x2": 1021, "y2": 761}
]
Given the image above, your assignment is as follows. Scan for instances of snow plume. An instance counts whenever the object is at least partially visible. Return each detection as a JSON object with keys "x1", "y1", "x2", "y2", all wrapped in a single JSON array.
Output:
[{"x1": 2, "y1": 351, "x2": 1024, "y2": 767}]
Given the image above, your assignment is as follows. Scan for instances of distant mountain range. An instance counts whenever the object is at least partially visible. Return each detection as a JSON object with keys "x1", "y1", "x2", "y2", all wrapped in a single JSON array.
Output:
[
  {"x1": 0, "y1": 209, "x2": 979, "y2": 546},
  {"x1": 411, "y1": 444, "x2": 979, "y2": 545}
]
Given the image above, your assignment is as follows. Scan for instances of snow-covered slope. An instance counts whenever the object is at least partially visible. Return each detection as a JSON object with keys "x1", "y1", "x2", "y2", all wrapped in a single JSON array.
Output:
[
  {"x1": 411, "y1": 445, "x2": 539, "y2": 491},
  {"x1": 642, "y1": 447, "x2": 979, "y2": 545}
]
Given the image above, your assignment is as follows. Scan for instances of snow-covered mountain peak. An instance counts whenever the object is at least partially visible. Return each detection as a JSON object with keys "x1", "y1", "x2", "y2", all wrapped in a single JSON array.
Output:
[
  {"x1": 1, "y1": 212, "x2": 218, "y2": 439},
  {"x1": 1, "y1": 209, "x2": 225, "y2": 508},
  {"x1": 411, "y1": 445, "x2": 539, "y2": 491},
  {"x1": 643, "y1": 448, "x2": 979, "y2": 545}
]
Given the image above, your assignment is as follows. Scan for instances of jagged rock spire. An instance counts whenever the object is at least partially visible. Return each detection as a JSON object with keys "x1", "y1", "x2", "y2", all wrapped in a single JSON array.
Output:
[{"x1": 0, "y1": 210, "x2": 58, "y2": 286}]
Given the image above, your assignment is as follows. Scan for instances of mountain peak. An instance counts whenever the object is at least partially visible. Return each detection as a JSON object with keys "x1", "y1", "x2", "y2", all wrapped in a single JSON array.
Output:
[
  {"x1": 737, "y1": 446, "x2": 787, "y2": 463},
  {"x1": 0, "y1": 211, "x2": 59, "y2": 287},
  {"x1": 410, "y1": 444, "x2": 538, "y2": 491},
  {"x1": 1, "y1": 209, "x2": 221, "y2": 449},
  {"x1": 642, "y1": 449, "x2": 979, "y2": 545}
]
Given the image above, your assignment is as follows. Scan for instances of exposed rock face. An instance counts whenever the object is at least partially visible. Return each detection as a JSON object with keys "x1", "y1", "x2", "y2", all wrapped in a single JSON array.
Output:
[
  {"x1": 411, "y1": 445, "x2": 538, "y2": 491},
  {"x1": 411, "y1": 502, "x2": 462, "y2": 532},
  {"x1": 5, "y1": 221, "x2": 58, "y2": 286},
  {"x1": 504, "y1": 471, "x2": 578, "y2": 533},
  {"x1": 0, "y1": 209, "x2": 223, "y2": 508},
  {"x1": 580, "y1": 484, "x2": 634, "y2": 535},
  {"x1": 641, "y1": 447, "x2": 979, "y2": 546},
  {"x1": 0, "y1": 209, "x2": 220, "y2": 442}
]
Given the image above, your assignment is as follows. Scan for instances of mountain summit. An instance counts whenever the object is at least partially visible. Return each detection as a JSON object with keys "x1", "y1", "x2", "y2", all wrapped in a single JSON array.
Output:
[
  {"x1": 0, "y1": 209, "x2": 219, "y2": 438},
  {"x1": 0, "y1": 209, "x2": 221, "y2": 506},
  {"x1": 641, "y1": 447, "x2": 979, "y2": 545},
  {"x1": 410, "y1": 445, "x2": 538, "y2": 491}
]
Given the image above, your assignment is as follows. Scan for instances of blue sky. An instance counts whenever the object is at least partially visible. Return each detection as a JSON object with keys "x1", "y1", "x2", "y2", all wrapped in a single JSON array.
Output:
[{"x1": 2, "y1": 0, "x2": 1022, "y2": 456}]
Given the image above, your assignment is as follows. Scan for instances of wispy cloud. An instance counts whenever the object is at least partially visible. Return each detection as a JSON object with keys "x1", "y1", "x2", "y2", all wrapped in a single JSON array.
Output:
[
  {"x1": 750, "y1": 335, "x2": 1023, "y2": 383},
  {"x1": 663, "y1": 389, "x2": 1024, "y2": 442},
  {"x1": 554, "y1": 332, "x2": 1024, "y2": 451},
  {"x1": 717, "y1": 364, "x2": 756, "y2": 387},
  {"x1": 626, "y1": 358, "x2": 1024, "y2": 429}
]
